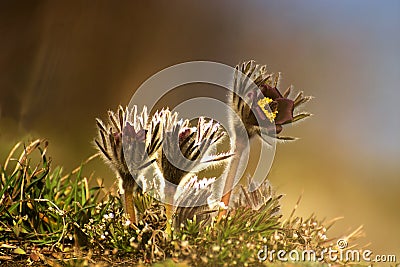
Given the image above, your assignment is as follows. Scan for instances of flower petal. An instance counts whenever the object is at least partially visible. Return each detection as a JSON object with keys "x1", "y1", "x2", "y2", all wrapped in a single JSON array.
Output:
[
  {"x1": 274, "y1": 98, "x2": 294, "y2": 125},
  {"x1": 275, "y1": 124, "x2": 283, "y2": 134},
  {"x1": 122, "y1": 122, "x2": 136, "y2": 139},
  {"x1": 260, "y1": 84, "x2": 283, "y2": 100}
]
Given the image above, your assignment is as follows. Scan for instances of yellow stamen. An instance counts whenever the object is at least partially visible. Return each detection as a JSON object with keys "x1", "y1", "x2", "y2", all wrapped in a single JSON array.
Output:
[{"x1": 257, "y1": 97, "x2": 278, "y2": 123}]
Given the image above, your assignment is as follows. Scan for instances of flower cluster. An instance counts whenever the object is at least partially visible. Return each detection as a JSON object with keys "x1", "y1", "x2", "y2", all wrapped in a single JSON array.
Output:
[
  {"x1": 95, "y1": 60, "x2": 312, "y2": 233},
  {"x1": 95, "y1": 106, "x2": 231, "y2": 226}
]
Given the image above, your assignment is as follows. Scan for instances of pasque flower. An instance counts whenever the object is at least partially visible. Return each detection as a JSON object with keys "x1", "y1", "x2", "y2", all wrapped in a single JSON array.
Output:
[
  {"x1": 160, "y1": 116, "x2": 228, "y2": 187},
  {"x1": 219, "y1": 60, "x2": 312, "y2": 219},
  {"x1": 95, "y1": 105, "x2": 163, "y2": 223},
  {"x1": 230, "y1": 60, "x2": 312, "y2": 140},
  {"x1": 248, "y1": 84, "x2": 294, "y2": 135},
  {"x1": 158, "y1": 115, "x2": 231, "y2": 227},
  {"x1": 173, "y1": 176, "x2": 217, "y2": 228}
]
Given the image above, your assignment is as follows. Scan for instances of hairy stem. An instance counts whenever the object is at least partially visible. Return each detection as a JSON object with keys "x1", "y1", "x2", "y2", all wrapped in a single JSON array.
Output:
[
  {"x1": 164, "y1": 187, "x2": 176, "y2": 235},
  {"x1": 123, "y1": 187, "x2": 136, "y2": 224},
  {"x1": 218, "y1": 136, "x2": 247, "y2": 219}
]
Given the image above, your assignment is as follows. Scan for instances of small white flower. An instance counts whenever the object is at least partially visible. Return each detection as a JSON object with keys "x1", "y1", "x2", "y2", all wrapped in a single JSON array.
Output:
[
  {"x1": 100, "y1": 234, "x2": 106, "y2": 239},
  {"x1": 124, "y1": 219, "x2": 131, "y2": 226},
  {"x1": 212, "y1": 245, "x2": 220, "y2": 252},
  {"x1": 209, "y1": 201, "x2": 228, "y2": 210}
]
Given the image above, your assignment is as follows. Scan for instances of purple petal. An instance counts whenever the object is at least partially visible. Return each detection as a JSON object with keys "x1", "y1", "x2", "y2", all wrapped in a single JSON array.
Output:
[
  {"x1": 179, "y1": 128, "x2": 192, "y2": 143},
  {"x1": 275, "y1": 124, "x2": 283, "y2": 134},
  {"x1": 274, "y1": 98, "x2": 294, "y2": 125},
  {"x1": 123, "y1": 122, "x2": 135, "y2": 137},
  {"x1": 260, "y1": 84, "x2": 283, "y2": 100},
  {"x1": 113, "y1": 132, "x2": 122, "y2": 144},
  {"x1": 123, "y1": 122, "x2": 146, "y2": 142},
  {"x1": 136, "y1": 129, "x2": 146, "y2": 142}
]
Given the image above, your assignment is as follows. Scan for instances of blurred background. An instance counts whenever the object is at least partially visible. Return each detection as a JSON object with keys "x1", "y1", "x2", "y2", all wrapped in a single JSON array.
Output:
[{"x1": 0, "y1": 0, "x2": 399, "y2": 257}]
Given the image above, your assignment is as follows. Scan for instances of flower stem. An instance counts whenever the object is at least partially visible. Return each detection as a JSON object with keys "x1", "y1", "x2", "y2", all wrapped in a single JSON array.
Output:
[
  {"x1": 123, "y1": 187, "x2": 137, "y2": 224},
  {"x1": 165, "y1": 190, "x2": 175, "y2": 235},
  {"x1": 218, "y1": 136, "x2": 247, "y2": 219}
]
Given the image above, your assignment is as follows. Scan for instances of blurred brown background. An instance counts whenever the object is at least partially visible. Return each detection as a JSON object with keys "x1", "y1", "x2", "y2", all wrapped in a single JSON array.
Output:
[{"x1": 1, "y1": 1, "x2": 399, "y2": 257}]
